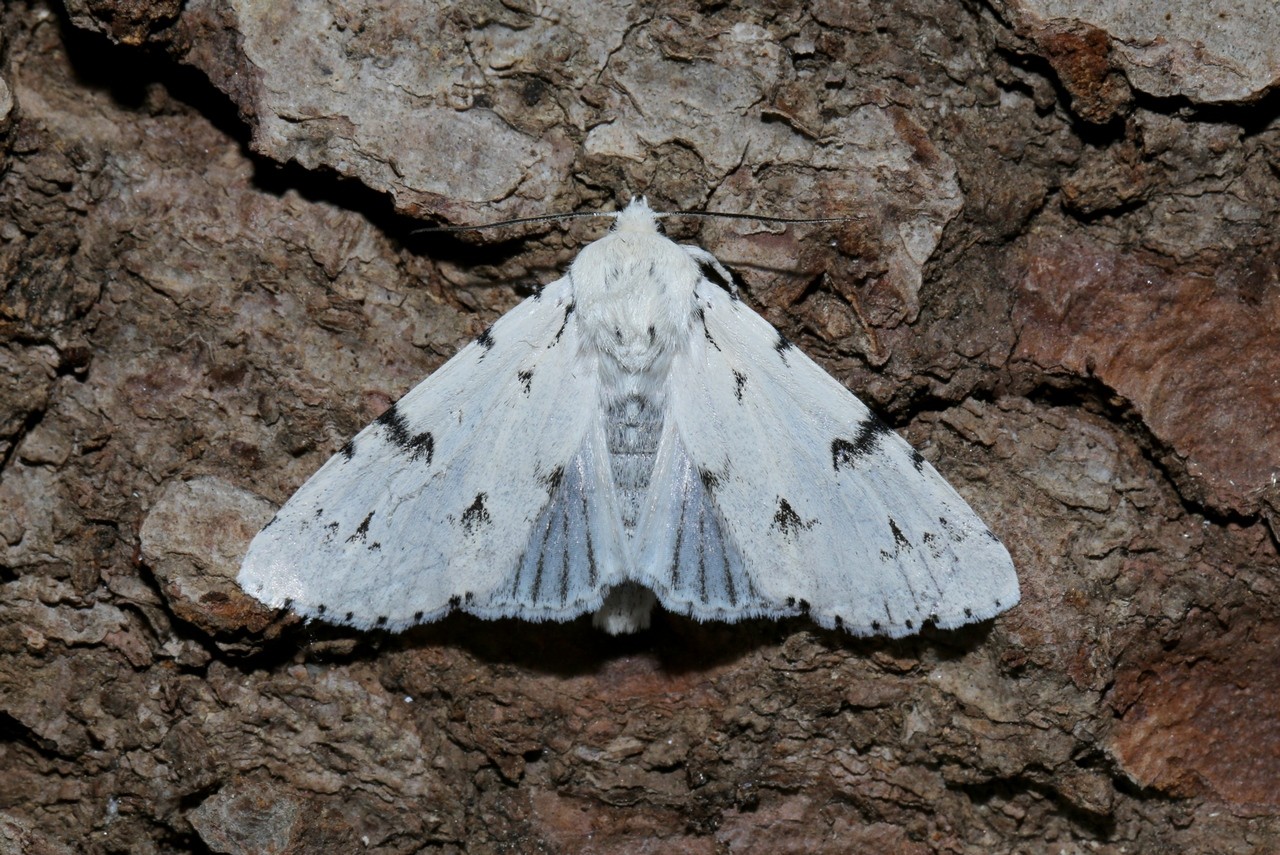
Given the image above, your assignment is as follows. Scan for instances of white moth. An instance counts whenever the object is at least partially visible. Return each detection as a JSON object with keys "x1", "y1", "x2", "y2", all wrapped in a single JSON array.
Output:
[{"x1": 238, "y1": 199, "x2": 1019, "y2": 637}]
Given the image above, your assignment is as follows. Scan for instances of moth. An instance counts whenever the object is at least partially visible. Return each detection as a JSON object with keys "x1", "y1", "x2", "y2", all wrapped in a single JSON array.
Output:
[{"x1": 238, "y1": 199, "x2": 1019, "y2": 636}]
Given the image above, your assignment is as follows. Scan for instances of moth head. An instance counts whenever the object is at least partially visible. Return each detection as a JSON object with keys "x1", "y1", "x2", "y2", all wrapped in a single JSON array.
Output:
[{"x1": 613, "y1": 197, "x2": 660, "y2": 234}]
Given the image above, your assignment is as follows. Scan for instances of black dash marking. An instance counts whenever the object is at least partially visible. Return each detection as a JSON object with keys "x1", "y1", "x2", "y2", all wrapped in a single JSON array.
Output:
[
  {"x1": 872, "y1": 620, "x2": 882, "y2": 631},
  {"x1": 282, "y1": 598, "x2": 293, "y2": 610},
  {"x1": 614, "y1": 326, "x2": 623, "y2": 343},
  {"x1": 880, "y1": 549, "x2": 893, "y2": 560},
  {"x1": 340, "y1": 439, "x2": 356, "y2": 461},
  {"x1": 448, "y1": 595, "x2": 461, "y2": 607},
  {"x1": 798, "y1": 599, "x2": 810, "y2": 613},
  {"x1": 696, "y1": 259, "x2": 736, "y2": 296},
  {"x1": 905, "y1": 619, "x2": 914, "y2": 630},
  {"x1": 699, "y1": 468, "x2": 720, "y2": 492},
  {"x1": 461, "y1": 493, "x2": 491, "y2": 534},
  {"x1": 314, "y1": 508, "x2": 324, "y2": 518},
  {"x1": 696, "y1": 305, "x2": 721, "y2": 351},
  {"x1": 713, "y1": 511, "x2": 738, "y2": 606},
  {"x1": 834, "y1": 615, "x2": 844, "y2": 629},
  {"x1": 771, "y1": 498, "x2": 816, "y2": 540},
  {"x1": 346, "y1": 511, "x2": 374, "y2": 544},
  {"x1": 732, "y1": 370, "x2": 746, "y2": 402},
  {"x1": 476, "y1": 325, "x2": 495, "y2": 350},
  {"x1": 464, "y1": 592, "x2": 474, "y2": 604},
  {"x1": 345, "y1": 611, "x2": 354, "y2": 621},
  {"x1": 530, "y1": 518, "x2": 553, "y2": 602},
  {"x1": 375, "y1": 616, "x2": 388, "y2": 627},
  {"x1": 581, "y1": 490, "x2": 597, "y2": 587},
  {"x1": 697, "y1": 516, "x2": 708, "y2": 605},
  {"x1": 648, "y1": 260, "x2": 657, "y2": 278},
  {"x1": 964, "y1": 607, "x2": 973, "y2": 618},
  {"x1": 670, "y1": 512, "x2": 686, "y2": 589},
  {"x1": 517, "y1": 369, "x2": 534, "y2": 395},
  {"x1": 888, "y1": 518, "x2": 910, "y2": 550},
  {"x1": 543, "y1": 466, "x2": 564, "y2": 494},
  {"x1": 995, "y1": 599, "x2": 1002, "y2": 608},
  {"x1": 558, "y1": 503, "x2": 571, "y2": 605},
  {"x1": 369, "y1": 541, "x2": 381, "y2": 551},
  {"x1": 786, "y1": 597, "x2": 795, "y2": 607},
  {"x1": 414, "y1": 610, "x2": 424, "y2": 621},
  {"x1": 263, "y1": 514, "x2": 279, "y2": 530},
  {"x1": 317, "y1": 604, "x2": 326, "y2": 614},
  {"x1": 647, "y1": 324, "x2": 656, "y2": 345},
  {"x1": 552, "y1": 302, "x2": 576, "y2": 344},
  {"x1": 324, "y1": 521, "x2": 339, "y2": 539},
  {"x1": 774, "y1": 331, "x2": 794, "y2": 356},
  {"x1": 831, "y1": 417, "x2": 893, "y2": 471},
  {"x1": 376, "y1": 403, "x2": 435, "y2": 464},
  {"x1": 909, "y1": 448, "x2": 925, "y2": 472},
  {"x1": 985, "y1": 529, "x2": 1002, "y2": 542}
]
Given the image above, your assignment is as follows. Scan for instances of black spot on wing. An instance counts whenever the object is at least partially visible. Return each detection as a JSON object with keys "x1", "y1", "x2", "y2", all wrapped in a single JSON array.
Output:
[
  {"x1": 696, "y1": 258, "x2": 739, "y2": 301},
  {"x1": 476, "y1": 325, "x2": 495, "y2": 351},
  {"x1": 888, "y1": 518, "x2": 910, "y2": 550},
  {"x1": 414, "y1": 610, "x2": 425, "y2": 621},
  {"x1": 580, "y1": 488, "x2": 597, "y2": 587},
  {"x1": 831, "y1": 416, "x2": 893, "y2": 472},
  {"x1": 704, "y1": 510, "x2": 739, "y2": 608},
  {"x1": 696, "y1": 305, "x2": 720, "y2": 351},
  {"x1": 461, "y1": 493, "x2": 491, "y2": 534},
  {"x1": 909, "y1": 448, "x2": 925, "y2": 472},
  {"x1": 552, "y1": 302, "x2": 576, "y2": 344},
  {"x1": 518, "y1": 369, "x2": 533, "y2": 395},
  {"x1": 774, "y1": 331, "x2": 794, "y2": 359},
  {"x1": 542, "y1": 466, "x2": 564, "y2": 493},
  {"x1": 263, "y1": 514, "x2": 278, "y2": 531},
  {"x1": 375, "y1": 616, "x2": 388, "y2": 627},
  {"x1": 316, "y1": 604, "x2": 326, "y2": 614},
  {"x1": 669, "y1": 512, "x2": 686, "y2": 589},
  {"x1": 376, "y1": 403, "x2": 435, "y2": 464},
  {"x1": 448, "y1": 595, "x2": 461, "y2": 608},
  {"x1": 699, "y1": 468, "x2": 720, "y2": 492},
  {"x1": 771, "y1": 497, "x2": 816, "y2": 541},
  {"x1": 346, "y1": 511, "x2": 374, "y2": 544},
  {"x1": 339, "y1": 439, "x2": 356, "y2": 461},
  {"x1": 732, "y1": 370, "x2": 746, "y2": 402},
  {"x1": 282, "y1": 597, "x2": 293, "y2": 611},
  {"x1": 647, "y1": 324, "x2": 656, "y2": 345}
]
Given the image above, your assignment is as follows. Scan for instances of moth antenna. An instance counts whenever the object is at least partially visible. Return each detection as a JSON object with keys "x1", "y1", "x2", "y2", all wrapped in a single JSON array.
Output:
[
  {"x1": 659, "y1": 211, "x2": 863, "y2": 226},
  {"x1": 413, "y1": 210, "x2": 615, "y2": 235}
]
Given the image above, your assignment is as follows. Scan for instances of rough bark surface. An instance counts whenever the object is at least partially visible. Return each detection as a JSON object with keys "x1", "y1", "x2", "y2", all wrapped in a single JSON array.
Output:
[{"x1": 1, "y1": 0, "x2": 1278, "y2": 852}]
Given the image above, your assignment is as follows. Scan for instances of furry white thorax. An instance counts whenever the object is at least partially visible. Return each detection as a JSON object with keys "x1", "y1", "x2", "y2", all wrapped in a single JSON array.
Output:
[{"x1": 569, "y1": 199, "x2": 699, "y2": 407}]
